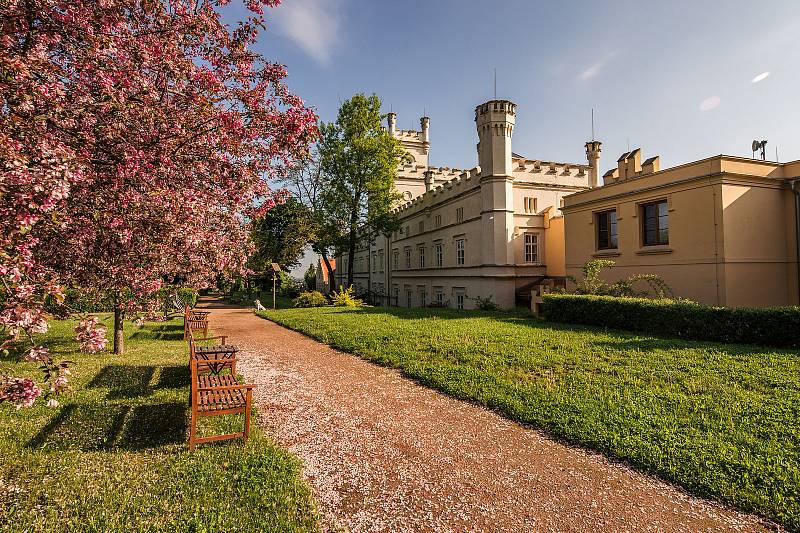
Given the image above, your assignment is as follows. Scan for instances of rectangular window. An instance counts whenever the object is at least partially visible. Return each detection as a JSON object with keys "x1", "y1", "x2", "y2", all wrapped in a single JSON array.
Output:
[
  {"x1": 419, "y1": 289, "x2": 427, "y2": 307},
  {"x1": 456, "y1": 293, "x2": 465, "y2": 310},
  {"x1": 418, "y1": 220, "x2": 424, "y2": 233},
  {"x1": 436, "y1": 290, "x2": 444, "y2": 304},
  {"x1": 456, "y1": 207, "x2": 464, "y2": 223},
  {"x1": 406, "y1": 290, "x2": 413, "y2": 308},
  {"x1": 642, "y1": 200, "x2": 669, "y2": 246},
  {"x1": 372, "y1": 252, "x2": 377, "y2": 273},
  {"x1": 393, "y1": 286, "x2": 399, "y2": 305},
  {"x1": 434, "y1": 214, "x2": 442, "y2": 228},
  {"x1": 419, "y1": 246, "x2": 426, "y2": 268},
  {"x1": 524, "y1": 233, "x2": 539, "y2": 263},
  {"x1": 404, "y1": 248, "x2": 411, "y2": 269},
  {"x1": 435, "y1": 243, "x2": 443, "y2": 267},
  {"x1": 456, "y1": 239, "x2": 465, "y2": 266},
  {"x1": 596, "y1": 210, "x2": 619, "y2": 250},
  {"x1": 393, "y1": 249, "x2": 399, "y2": 270},
  {"x1": 379, "y1": 250, "x2": 384, "y2": 271},
  {"x1": 405, "y1": 225, "x2": 410, "y2": 236},
  {"x1": 524, "y1": 197, "x2": 538, "y2": 214}
]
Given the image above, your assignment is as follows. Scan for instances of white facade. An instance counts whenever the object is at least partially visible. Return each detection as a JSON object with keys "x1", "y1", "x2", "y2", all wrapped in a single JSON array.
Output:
[{"x1": 331, "y1": 100, "x2": 595, "y2": 310}]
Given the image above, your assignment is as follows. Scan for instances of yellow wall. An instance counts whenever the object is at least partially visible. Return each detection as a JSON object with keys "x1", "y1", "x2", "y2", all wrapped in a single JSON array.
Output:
[{"x1": 563, "y1": 156, "x2": 799, "y2": 308}]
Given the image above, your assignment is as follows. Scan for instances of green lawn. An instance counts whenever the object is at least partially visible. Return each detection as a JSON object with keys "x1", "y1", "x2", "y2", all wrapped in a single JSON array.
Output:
[
  {"x1": 258, "y1": 305, "x2": 800, "y2": 530},
  {"x1": 0, "y1": 316, "x2": 318, "y2": 533}
]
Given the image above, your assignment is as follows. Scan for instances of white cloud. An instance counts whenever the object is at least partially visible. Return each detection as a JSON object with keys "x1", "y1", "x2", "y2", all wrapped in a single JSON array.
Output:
[
  {"x1": 751, "y1": 71, "x2": 770, "y2": 83},
  {"x1": 271, "y1": 0, "x2": 342, "y2": 66},
  {"x1": 579, "y1": 52, "x2": 617, "y2": 81},
  {"x1": 699, "y1": 95, "x2": 721, "y2": 111}
]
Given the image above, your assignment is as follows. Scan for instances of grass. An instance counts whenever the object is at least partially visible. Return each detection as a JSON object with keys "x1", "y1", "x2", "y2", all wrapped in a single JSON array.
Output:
[
  {"x1": 0, "y1": 315, "x2": 318, "y2": 533},
  {"x1": 258, "y1": 305, "x2": 800, "y2": 530}
]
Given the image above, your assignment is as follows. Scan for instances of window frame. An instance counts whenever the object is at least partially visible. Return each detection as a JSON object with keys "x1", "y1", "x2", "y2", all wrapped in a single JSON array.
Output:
[
  {"x1": 404, "y1": 248, "x2": 411, "y2": 269},
  {"x1": 435, "y1": 243, "x2": 443, "y2": 267},
  {"x1": 418, "y1": 246, "x2": 426, "y2": 269},
  {"x1": 641, "y1": 200, "x2": 669, "y2": 246},
  {"x1": 456, "y1": 239, "x2": 465, "y2": 266},
  {"x1": 524, "y1": 233, "x2": 539, "y2": 263},
  {"x1": 596, "y1": 209, "x2": 619, "y2": 250},
  {"x1": 456, "y1": 207, "x2": 464, "y2": 223}
]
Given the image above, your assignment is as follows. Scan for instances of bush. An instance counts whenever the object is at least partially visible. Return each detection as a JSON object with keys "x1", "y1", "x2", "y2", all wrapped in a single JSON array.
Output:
[
  {"x1": 330, "y1": 285, "x2": 365, "y2": 307},
  {"x1": 292, "y1": 291, "x2": 328, "y2": 308},
  {"x1": 175, "y1": 287, "x2": 198, "y2": 308},
  {"x1": 277, "y1": 271, "x2": 302, "y2": 298},
  {"x1": 471, "y1": 295, "x2": 498, "y2": 311},
  {"x1": 542, "y1": 293, "x2": 800, "y2": 348}
]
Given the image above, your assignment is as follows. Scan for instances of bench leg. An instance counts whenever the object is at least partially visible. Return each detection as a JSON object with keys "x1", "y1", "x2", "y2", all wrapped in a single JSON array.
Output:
[
  {"x1": 189, "y1": 408, "x2": 197, "y2": 451},
  {"x1": 244, "y1": 389, "x2": 252, "y2": 442}
]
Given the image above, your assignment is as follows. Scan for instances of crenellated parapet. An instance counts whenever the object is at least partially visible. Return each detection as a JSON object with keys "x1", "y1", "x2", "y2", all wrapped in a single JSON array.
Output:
[
  {"x1": 392, "y1": 166, "x2": 481, "y2": 217},
  {"x1": 603, "y1": 148, "x2": 661, "y2": 184}
]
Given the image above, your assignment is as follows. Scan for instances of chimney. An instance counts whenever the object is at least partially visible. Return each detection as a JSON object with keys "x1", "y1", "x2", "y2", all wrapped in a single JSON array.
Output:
[
  {"x1": 420, "y1": 116, "x2": 430, "y2": 143},
  {"x1": 585, "y1": 140, "x2": 602, "y2": 188},
  {"x1": 642, "y1": 156, "x2": 660, "y2": 174},
  {"x1": 617, "y1": 149, "x2": 642, "y2": 180},
  {"x1": 387, "y1": 112, "x2": 397, "y2": 137}
]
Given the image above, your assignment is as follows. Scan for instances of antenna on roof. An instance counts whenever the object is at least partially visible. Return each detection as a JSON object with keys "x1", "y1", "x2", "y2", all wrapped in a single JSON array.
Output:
[
  {"x1": 752, "y1": 139, "x2": 767, "y2": 160},
  {"x1": 494, "y1": 67, "x2": 497, "y2": 99},
  {"x1": 627, "y1": 137, "x2": 630, "y2": 152},
  {"x1": 591, "y1": 108, "x2": 595, "y2": 141}
]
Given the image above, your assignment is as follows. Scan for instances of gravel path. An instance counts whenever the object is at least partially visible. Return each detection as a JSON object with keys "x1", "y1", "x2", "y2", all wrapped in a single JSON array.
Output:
[{"x1": 201, "y1": 299, "x2": 777, "y2": 533}]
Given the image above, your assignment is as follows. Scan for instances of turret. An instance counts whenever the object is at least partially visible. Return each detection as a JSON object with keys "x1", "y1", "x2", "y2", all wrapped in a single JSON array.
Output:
[
  {"x1": 585, "y1": 140, "x2": 602, "y2": 188},
  {"x1": 420, "y1": 116, "x2": 430, "y2": 144},
  {"x1": 424, "y1": 169, "x2": 435, "y2": 192},
  {"x1": 387, "y1": 112, "x2": 397, "y2": 137},
  {"x1": 475, "y1": 100, "x2": 516, "y2": 177},
  {"x1": 475, "y1": 100, "x2": 516, "y2": 266}
]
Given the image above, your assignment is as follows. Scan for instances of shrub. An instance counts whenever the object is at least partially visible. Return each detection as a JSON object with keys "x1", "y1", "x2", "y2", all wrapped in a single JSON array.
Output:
[
  {"x1": 277, "y1": 271, "x2": 302, "y2": 298},
  {"x1": 330, "y1": 285, "x2": 365, "y2": 307},
  {"x1": 292, "y1": 291, "x2": 329, "y2": 308},
  {"x1": 175, "y1": 287, "x2": 198, "y2": 308},
  {"x1": 471, "y1": 295, "x2": 499, "y2": 311},
  {"x1": 542, "y1": 293, "x2": 800, "y2": 348},
  {"x1": 569, "y1": 259, "x2": 674, "y2": 299}
]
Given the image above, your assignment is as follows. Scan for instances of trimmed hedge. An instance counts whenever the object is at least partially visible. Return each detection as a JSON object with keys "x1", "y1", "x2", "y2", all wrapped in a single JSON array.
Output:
[{"x1": 542, "y1": 294, "x2": 800, "y2": 348}]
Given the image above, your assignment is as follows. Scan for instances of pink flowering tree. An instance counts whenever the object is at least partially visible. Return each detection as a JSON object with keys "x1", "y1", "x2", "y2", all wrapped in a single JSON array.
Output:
[{"x1": 1, "y1": 0, "x2": 316, "y2": 406}]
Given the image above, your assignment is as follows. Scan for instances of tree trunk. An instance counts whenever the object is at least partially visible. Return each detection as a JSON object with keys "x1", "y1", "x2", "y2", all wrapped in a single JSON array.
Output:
[
  {"x1": 321, "y1": 251, "x2": 335, "y2": 294},
  {"x1": 113, "y1": 304, "x2": 124, "y2": 355},
  {"x1": 346, "y1": 192, "x2": 360, "y2": 288},
  {"x1": 346, "y1": 229, "x2": 356, "y2": 288}
]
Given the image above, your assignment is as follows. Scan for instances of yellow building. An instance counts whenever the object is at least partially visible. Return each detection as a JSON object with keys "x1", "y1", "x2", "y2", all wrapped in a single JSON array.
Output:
[{"x1": 562, "y1": 150, "x2": 800, "y2": 308}]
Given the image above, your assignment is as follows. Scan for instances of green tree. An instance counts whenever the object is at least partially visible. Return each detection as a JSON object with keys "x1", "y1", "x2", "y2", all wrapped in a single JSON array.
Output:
[
  {"x1": 279, "y1": 152, "x2": 339, "y2": 293},
  {"x1": 249, "y1": 199, "x2": 314, "y2": 281},
  {"x1": 317, "y1": 93, "x2": 407, "y2": 287},
  {"x1": 304, "y1": 264, "x2": 316, "y2": 291}
]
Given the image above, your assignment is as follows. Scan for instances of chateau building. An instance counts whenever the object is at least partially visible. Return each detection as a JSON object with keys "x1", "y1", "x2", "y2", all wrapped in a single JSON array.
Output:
[
  {"x1": 330, "y1": 99, "x2": 597, "y2": 309},
  {"x1": 563, "y1": 151, "x2": 800, "y2": 307}
]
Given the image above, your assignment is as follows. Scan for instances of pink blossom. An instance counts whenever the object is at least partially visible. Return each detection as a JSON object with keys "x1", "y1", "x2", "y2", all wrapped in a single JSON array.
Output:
[
  {"x1": 0, "y1": 377, "x2": 42, "y2": 409},
  {"x1": 24, "y1": 346, "x2": 50, "y2": 362},
  {"x1": 74, "y1": 316, "x2": 108, "y2": 353}
]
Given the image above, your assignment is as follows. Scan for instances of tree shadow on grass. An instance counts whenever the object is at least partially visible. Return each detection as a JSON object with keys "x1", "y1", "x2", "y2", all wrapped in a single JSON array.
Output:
[
  {"x1": 27, "y1": 402, "x2": 187, "y2": 451},
  {"x1": 129, "y1": 322, "x2": 184, "y2": 341},
  {"x1": 88, "y1": 365, "x2": 156, "y2": 399},
  {"x1": 156, "y1": 365, "x2": 190, "y2": 389},
  {"x1": 27, "y1": 404, "x2": 130, "y2": 451}
]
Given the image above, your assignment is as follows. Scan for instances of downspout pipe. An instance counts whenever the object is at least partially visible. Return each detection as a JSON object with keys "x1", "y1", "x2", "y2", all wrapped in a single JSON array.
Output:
[{"x1": 791, "y1": 178, "x2": 800, "y2": 305}]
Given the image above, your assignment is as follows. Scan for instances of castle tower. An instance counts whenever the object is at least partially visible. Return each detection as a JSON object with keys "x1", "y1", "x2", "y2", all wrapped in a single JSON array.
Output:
[
  {"x1": 475, "y1": 100, "x2": 516, "y2": 266},
  {"x1": 420, "y1": 116, "x2": 430, "y2": 144},
  {"x1": 387, "y1": 112, "x2": 397, "y2": 137},
  {"x1": 585, "y1": 140, "x2": 602, "y2": 188},
  {"x1": 424, "y1": 169, "x2": 435, "y2": 192}
]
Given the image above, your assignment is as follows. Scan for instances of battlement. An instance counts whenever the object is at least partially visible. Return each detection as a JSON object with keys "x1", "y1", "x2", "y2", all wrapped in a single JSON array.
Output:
[
  {"x1": 512, "y1": 156, "x2": 589, "y2": 180},
  {"x1": 603, "y1": 148, "x2": 660, "y2": 184},
  {"x1": 392, "y1": 166, "x2": 481, "y2": 217},
  {"x1": 474, "y1": 100, "x2": 517, "y2": 122}
]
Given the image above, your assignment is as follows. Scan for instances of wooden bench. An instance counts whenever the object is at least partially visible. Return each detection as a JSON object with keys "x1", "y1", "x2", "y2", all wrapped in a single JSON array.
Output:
[
  {"x1": 188, "y1": 332, "x2": 254, "y2": 450},
  {"x1": 183, "y1": 305, "x2": 209, "y2": 340}
]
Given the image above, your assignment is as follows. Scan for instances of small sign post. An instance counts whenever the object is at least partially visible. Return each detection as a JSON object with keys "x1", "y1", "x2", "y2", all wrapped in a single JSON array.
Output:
[{"x1": 270, "y1": 263, "x2": 281, "y2": 310}]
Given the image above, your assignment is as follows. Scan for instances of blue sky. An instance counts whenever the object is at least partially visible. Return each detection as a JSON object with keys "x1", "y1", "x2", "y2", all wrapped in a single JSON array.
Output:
[{"x1": 230, "y1": 0, "x2": 800, "y2": 174}]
